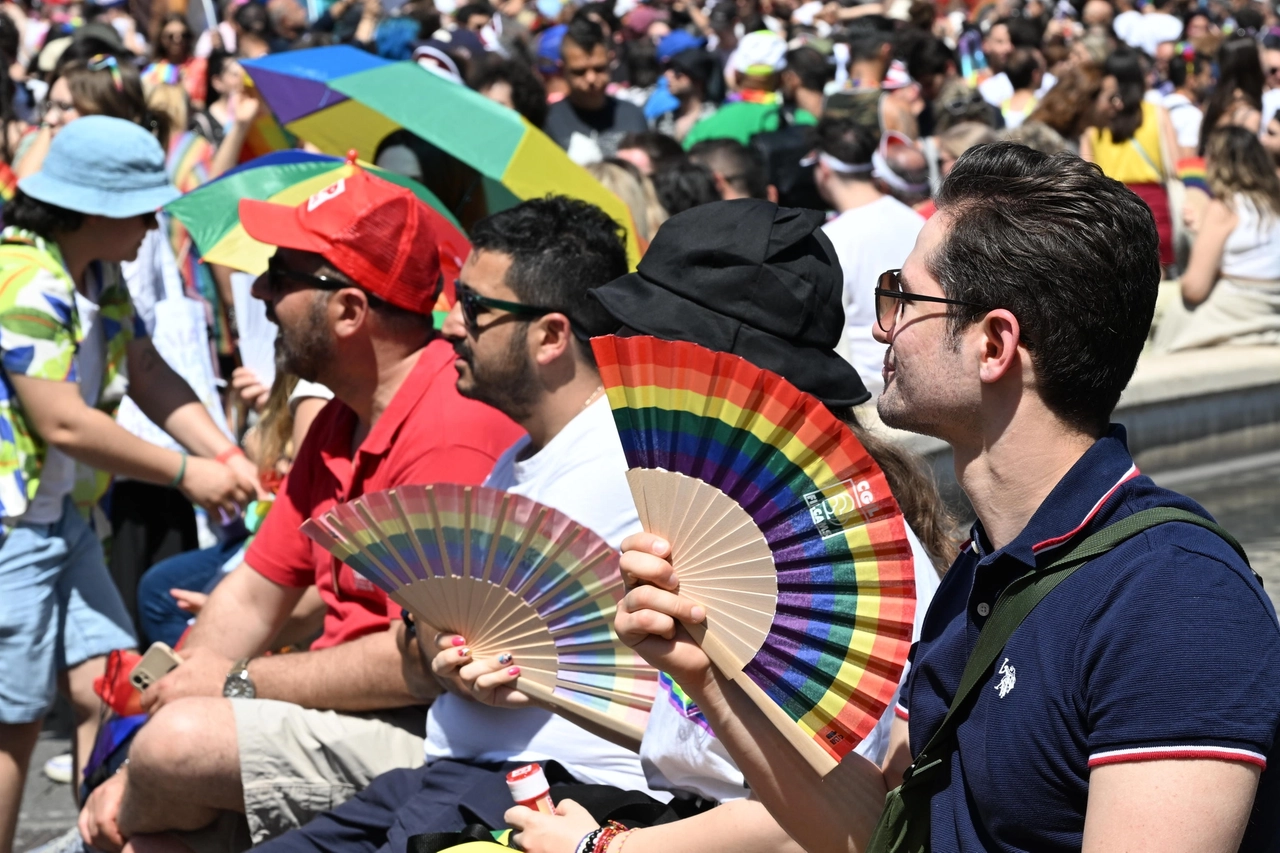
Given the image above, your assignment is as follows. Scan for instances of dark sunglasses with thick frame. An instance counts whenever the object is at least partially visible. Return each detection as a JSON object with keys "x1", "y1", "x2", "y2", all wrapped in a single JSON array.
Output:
[
  {"x1": 266, "y1": 260, "x2": 352, "y2": 294},
  {"x1": 874, "y1": 268, "x2": 986, "y2": 334},
  {"x1": 455, "y1": 280, "x2": 554, "y2": 335}
]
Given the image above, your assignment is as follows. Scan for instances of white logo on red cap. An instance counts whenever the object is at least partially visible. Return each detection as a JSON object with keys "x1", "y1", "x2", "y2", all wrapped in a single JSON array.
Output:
[{"x1": 307, "y1": 178, "x2": 346, "y2": 212}]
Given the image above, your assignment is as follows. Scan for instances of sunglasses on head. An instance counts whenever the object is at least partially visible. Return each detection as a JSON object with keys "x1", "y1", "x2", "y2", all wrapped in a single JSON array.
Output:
[
  {"x1": 873, "y1": 269, "x2": 986, "y2": 334},
  {"x1": 454, "y1": 280, "x2": 554, "y2": 335}
]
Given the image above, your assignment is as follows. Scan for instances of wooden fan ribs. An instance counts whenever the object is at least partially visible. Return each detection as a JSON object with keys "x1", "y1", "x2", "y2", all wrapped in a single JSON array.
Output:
[
  {"x1": 302, "y1": 483, "x2": 655, "y2": 742},
  {"x1": 593, "y1": 335, "x2": 917, "y2": 775}
]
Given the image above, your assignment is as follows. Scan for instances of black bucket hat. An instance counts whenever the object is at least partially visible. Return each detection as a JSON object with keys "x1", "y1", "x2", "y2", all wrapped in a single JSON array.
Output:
[{"x1": 587, "y1": 198, "x2": 871, "y2": 408}]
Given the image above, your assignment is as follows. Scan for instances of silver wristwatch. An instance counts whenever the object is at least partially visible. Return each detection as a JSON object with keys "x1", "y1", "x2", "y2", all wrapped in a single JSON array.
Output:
[{"x1": 223, "y1": 658, "x2": 256, "y2": 699}]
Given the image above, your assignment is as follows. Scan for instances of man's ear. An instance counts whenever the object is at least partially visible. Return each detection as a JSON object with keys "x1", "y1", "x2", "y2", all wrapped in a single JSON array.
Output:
[
  {"x1": 532, "y1": 312, "x2": 574, "y2": 366},
  {"x1": 976, "y1": 308, "x2": 1025, "y2": 385},
  {"x1": 331, "y1": 288, "x2": 372, "y2": 339}
]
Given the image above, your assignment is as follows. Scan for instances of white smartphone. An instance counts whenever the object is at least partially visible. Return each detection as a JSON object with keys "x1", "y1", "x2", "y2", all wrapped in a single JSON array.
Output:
[{"x1": 129, "y1": 642, "x2": 183, "y2": 692}]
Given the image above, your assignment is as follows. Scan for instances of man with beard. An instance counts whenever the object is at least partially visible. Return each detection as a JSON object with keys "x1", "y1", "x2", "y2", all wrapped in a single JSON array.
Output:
[
  {"x1": 233, "y1": 195, "x2": 658, "y2": 853},
  {"x1": 614, "y1": 145, "x2": 1279, "y2": 852},
  {"x1": 79, "y1": 169, "x2": 522, "y2": 853}
]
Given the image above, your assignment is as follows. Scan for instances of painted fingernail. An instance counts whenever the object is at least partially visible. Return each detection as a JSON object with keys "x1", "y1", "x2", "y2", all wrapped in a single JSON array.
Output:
[
  {"x1": 451, "y1": 636, "x2": 465, "y2": 647},
  {"x1": 507, "y1": 666, "x2": 521, "y2": 676},
  {"x1": 459, "y1": 647, "x2": 470, "y2": 657},
  {"x1": 497, "y1": 653, "x2": 513, "y2": 665}
]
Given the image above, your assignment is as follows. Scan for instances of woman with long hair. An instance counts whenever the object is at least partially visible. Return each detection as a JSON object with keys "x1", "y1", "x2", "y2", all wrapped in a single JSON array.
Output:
[
  {"x1": 1027, "y1": 61, "x2": 1103, "y2": 148},
  {"x1": 1081, "y1": 48, "x2": 1180, "y2": 269},
  {"x1": 1198, "y1": 36, "x2": 1265, "y2": 154},
  {"x1": 1157, "y1": 126, "x2": 1280, "y2": 350},
  {"x1": 15, "y1": 55, "x2": 168, "y2": 179},
  {"x1": 145, "y1": 13, "x2": 209, "y2": 110}
]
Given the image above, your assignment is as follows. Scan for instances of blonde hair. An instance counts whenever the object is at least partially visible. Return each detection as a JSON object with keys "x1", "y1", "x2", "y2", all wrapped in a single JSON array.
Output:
[
  {"x1": 146, "y1": 83, "x2": 188, "y2": 143},
  {"x1": 587, "y1": 160, "x2": 668, "y2": 242},
  {"x1": 1204, "y1": 125, "x2": 1280, "y2": 218}
]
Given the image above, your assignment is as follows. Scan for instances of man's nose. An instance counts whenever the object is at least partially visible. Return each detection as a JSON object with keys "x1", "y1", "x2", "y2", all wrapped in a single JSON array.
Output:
[
  {"x1": 440, "y1": 301, "x2": 467, "y2": 340},
  {"x1": 250, "y1": 272, "x2": 270, "y2": 302}
]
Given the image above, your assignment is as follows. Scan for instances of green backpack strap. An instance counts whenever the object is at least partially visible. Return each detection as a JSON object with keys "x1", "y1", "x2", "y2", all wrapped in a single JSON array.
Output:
[{"x1": 865, "y1": 508, "x2": 1250, "y2": 853}]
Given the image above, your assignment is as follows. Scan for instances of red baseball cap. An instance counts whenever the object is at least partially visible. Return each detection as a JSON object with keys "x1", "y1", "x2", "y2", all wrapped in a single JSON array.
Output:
[{"x1": 239, "y1": 163, "x2": 442, "y2": 316}]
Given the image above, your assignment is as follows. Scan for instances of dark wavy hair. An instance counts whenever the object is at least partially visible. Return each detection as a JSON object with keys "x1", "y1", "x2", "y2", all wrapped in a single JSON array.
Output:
[
  {"x1": 1199, "y1": 36, "x2": 1266, "y2": 155},
  {"x1": 6, "y1": 190, "x2": 86, "y2": 239},
  {"x1": 468, "y1": 196, "x2": 627, "y2": 361},
  {"x1": 1102, "y1": 47, "x2": 1147, "y2": 143},
  {"x1": 932, "y1": 142, "x2": 1160, "y2": 434},
  {"x1": 468, "y1": 57, "x2": 548, "y2": 128}
]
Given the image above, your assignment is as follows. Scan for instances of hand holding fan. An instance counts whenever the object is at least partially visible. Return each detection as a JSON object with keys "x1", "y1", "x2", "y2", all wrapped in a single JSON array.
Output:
[
  {"x1": 591, "y1": 335, "x2": 916, "y2": 774},
  {"x1": 301, "y1": 484, "x2": 657, "y2": 742}
]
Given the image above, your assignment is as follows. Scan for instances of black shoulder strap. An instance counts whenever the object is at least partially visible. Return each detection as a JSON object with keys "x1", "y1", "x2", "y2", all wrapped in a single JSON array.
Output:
[{"x1": 901, "y1": 508, "x2": 1250, "y2": 787}]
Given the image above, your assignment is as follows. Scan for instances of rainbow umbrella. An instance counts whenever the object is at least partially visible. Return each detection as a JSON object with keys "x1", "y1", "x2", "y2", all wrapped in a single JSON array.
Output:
[
  {"x1": 164, "y1": 150, "x2": 469, "y2": 325},
  {"x1": 241, "y1": 46, "x2": 642, "y2": 266}
]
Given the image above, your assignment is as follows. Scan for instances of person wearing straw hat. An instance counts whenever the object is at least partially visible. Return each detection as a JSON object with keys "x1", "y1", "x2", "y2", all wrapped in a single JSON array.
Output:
[{"x1": 0, "y1": 115, "x2": 261, "y2": 853}]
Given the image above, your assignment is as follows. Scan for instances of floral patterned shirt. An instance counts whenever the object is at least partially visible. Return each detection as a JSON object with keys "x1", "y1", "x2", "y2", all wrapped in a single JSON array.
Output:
[{"x1": 0, "y1": 227, "x2": 145, "y2": 520}]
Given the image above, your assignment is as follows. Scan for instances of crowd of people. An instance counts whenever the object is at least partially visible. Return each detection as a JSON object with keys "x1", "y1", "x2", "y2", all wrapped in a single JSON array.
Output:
[{"x1": 0, "y1": 0, "x2": 1277, "y2": 850}]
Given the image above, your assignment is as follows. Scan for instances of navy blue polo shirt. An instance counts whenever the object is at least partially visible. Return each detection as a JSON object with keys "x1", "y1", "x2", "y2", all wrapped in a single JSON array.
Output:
[{"x1": 899, "y1": 426, "x2": 1280, "y2": 852}]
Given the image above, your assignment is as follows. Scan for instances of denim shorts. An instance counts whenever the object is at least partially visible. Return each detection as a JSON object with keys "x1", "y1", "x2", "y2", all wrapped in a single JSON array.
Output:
[{"x1": 0, "y1": 497, "x2": 137, "y2": 724}]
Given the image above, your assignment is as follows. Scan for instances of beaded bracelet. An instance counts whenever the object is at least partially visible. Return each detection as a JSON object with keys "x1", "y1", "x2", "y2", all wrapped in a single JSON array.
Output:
[
  {"x1": 575, "y1": 828, "x2": 604, "y2": 853},
  {"x1": 591, "y1": 821, "x2": 628, "y2": 853}
]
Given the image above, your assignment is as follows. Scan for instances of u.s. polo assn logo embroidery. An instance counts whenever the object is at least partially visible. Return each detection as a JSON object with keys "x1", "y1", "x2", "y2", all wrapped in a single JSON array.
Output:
[{"x1": 995, "y1": 658, "x2": 1017, "y2": 698}]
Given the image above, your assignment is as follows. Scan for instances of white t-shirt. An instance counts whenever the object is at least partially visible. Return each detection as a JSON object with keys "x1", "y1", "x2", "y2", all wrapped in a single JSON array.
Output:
[
  {"x1": 824, "y1": 196, "x2": 925, "y2": 395},
  {"x1": 1115, "y1": 12, "x2": 1182, "y2": 57},
  {"x1": 1163, "y1": 93, "x2": 1203, "y2": 150},
  {"x1": 423, "y1": 397, "x2": 657, "y2": 794},
  {"x1": 978, "y1": 71, "x2": 1057, "y2": 108},
  {"x1": 1261, "y1": 89, "x2": 1280, "y2": 128},
  {"x1": 639, "y1": 523, "x2": 942, "y2": 802}
]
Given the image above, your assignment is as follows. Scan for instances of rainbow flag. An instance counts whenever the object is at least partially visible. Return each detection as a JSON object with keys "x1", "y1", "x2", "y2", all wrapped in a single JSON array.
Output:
[{"x1": 1177, "y1": 156, "x2": 1208, "y2": 195}]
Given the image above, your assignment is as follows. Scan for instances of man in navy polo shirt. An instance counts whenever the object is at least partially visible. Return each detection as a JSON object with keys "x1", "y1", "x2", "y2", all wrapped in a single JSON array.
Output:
[{"x1": 614, "y1": 142, "x2": 1279, "y2": 853}]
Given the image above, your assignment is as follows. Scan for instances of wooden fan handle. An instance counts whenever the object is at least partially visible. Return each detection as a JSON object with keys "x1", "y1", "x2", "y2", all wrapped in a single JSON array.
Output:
[
  {"x1": 697, "y1": 625, "x2": 838, "y2": 777},
  {"x1": 517, "y1": 679, "x2": 646, "y2": 749}
]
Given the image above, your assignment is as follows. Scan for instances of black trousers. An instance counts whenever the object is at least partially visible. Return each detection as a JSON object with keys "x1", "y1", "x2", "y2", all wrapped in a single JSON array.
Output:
[{"x1": 108, "y1": 481, "x2": 197, "y2": 624}]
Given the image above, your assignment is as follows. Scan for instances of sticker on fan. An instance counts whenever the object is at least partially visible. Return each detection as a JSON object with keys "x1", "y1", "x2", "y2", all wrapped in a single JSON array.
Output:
[{"x1": 803, "y1": 478, "x2": 878, "y2": 539}]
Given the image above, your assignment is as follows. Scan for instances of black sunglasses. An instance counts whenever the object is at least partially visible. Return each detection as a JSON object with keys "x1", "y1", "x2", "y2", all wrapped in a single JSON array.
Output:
[
  {"x1": 874, "y1": 269, "x2": 986, "y2": 334},
  {"x1": 455, "y1": 280, "x2": 554, "y2": 335},
  {"x1": 266, "y1": 261, "x2": 351, "y2": 294}
]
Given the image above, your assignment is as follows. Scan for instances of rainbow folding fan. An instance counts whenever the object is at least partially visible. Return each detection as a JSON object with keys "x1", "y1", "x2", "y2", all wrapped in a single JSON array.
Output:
[
  {"x1": 591, "y1": 335, "x2": 916, "y2": 774},
  {"x1": 301, "y1": 484, "x2": 657, "y2": 741}
]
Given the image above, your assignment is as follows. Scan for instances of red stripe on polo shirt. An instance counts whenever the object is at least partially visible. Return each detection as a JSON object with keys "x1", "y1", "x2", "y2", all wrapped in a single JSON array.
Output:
[
  {"x1": 895, "y1": 704, "x2": 910, "y2": 721},
  {"x1": 1032, "y1": 464, "x2": 1140, "y2": 555},
  {"x1": 1088, "y1": 745, "x2": 1268, "y2": 769}
]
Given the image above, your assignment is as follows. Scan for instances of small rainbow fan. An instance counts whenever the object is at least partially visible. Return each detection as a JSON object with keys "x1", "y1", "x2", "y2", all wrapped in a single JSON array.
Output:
[
  {"x1": 591, "y1": 335, "x2": 916, "y2": 774},
  {"x1": 301, "y1": 484, "x2": 657, "y2": 742}
]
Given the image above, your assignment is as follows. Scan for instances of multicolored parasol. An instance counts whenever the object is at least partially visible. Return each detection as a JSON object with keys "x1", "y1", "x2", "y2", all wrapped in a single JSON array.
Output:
[
  {"x1": 241, "y1": 46, "x2": 642, "y2": 266},
  {"x1": 165, "y1": 151, "x2": 468, "y2": 325}
]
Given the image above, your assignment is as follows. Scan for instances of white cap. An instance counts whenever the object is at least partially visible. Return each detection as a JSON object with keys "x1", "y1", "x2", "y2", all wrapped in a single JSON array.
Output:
[{"x1": 730, "y1": 30, "x2": 788, "y2": 77}]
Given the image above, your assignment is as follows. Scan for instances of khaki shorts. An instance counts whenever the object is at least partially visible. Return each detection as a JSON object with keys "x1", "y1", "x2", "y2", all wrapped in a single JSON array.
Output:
[{"x1": 179, "y1": 699, "x2": 427, "y2": 853}]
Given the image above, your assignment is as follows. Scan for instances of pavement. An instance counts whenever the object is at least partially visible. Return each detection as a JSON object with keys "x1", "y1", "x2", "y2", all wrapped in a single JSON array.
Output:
[{"x1": 15, "y1": 721, "x2": 77, "y2": 853}]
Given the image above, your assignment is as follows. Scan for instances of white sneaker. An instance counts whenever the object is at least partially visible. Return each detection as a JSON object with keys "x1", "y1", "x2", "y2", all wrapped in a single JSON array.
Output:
[{"x1": 42, "y1": 752, "x2": 73, "y2": 784}]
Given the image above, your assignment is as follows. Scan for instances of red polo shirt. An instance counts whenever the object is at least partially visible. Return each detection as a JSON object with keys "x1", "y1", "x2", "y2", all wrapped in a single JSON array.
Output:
[{"x1": 245, "y1": 338, "x2": 524, "y2": 650}]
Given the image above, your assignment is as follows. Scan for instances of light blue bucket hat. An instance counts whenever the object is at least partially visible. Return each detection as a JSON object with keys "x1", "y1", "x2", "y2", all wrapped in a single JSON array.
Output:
[{"x1": 18, "y1": 115, "x2": 179, "y2": 217}]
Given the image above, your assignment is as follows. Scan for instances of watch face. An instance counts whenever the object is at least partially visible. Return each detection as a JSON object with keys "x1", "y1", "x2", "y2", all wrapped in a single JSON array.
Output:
[{"x1": 224, "y1": 674, "x2": 256, "y2": 699}]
